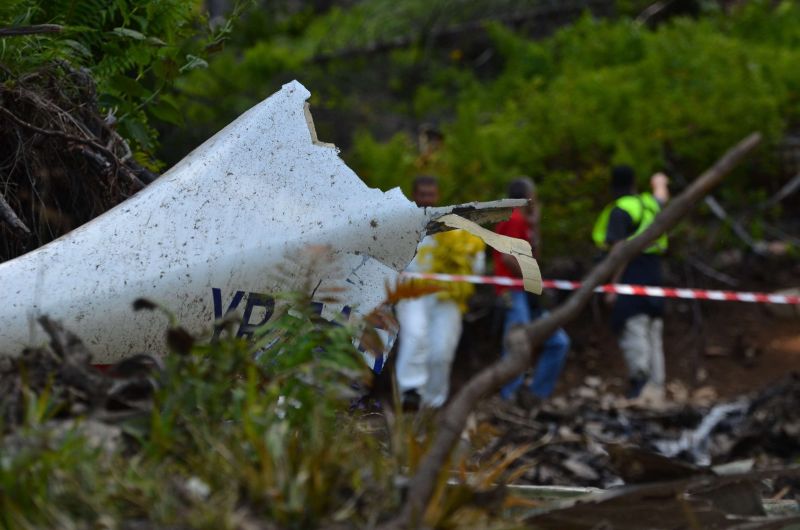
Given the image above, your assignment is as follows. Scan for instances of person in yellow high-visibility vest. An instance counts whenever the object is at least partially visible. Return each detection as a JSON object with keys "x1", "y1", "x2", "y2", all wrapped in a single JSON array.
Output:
[{"x1": 593, "y1": 166, "x2": 670, "y2": 400}]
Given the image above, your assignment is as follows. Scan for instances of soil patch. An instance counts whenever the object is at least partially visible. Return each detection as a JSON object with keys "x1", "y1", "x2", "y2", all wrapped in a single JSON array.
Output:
[{"x1": 449, "y1": 285, "x2": 800, "y2": 401}]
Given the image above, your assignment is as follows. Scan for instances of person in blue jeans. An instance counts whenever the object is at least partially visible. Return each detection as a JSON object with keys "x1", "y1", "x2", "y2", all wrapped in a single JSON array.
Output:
[
  {"x1": 493, "y1": 178, "x2": 570, "y2": 400},
  {"x1": 499, "y1": 290, "x2": 570, "y2": 399}
]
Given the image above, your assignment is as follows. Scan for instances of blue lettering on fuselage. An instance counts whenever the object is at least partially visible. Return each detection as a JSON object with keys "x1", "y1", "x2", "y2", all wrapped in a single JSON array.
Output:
[
  {"x1": 211, "y1": 287, "x2": 274, "y2": 339},
  {"x1": 211, "y1": 287, "x2": 352, "y2": 338},
  {"x1": 210, "y1": 287, "x2": 387, "y2": 372}
]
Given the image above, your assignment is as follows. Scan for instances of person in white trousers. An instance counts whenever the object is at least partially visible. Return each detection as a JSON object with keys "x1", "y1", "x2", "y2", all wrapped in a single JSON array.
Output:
[{"x1": 395, "y1": 176, "x2": 485, "y2": 408}]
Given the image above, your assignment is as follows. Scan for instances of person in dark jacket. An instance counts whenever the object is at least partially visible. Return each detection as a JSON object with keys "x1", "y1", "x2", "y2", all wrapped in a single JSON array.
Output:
[{"x1": 593, "y1": 165, "x2": 670, "y2": 399}]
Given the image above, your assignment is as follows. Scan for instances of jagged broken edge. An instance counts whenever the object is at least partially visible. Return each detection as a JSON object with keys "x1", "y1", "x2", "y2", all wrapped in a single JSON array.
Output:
[
  {"x1": 425, "y1": 199, "x2": 528, "y2": 234},
  {"x1": 423, "y1": 201, "x2": 543, "y2": 294}
]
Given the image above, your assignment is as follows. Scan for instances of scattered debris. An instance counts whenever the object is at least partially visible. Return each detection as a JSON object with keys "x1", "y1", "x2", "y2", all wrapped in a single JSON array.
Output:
[
  {"x1": 521, "y1": 468, "x2": 800, "y2": 529},
  {"x1": 471, "y1": 374, "x2": 800, "y2": 492},
  {"x1": 452, "y1": 375, "x2": 800, "y2": 528},
  {"x1": 0, "y1": 316, "x2": 160, "y2": 436}
]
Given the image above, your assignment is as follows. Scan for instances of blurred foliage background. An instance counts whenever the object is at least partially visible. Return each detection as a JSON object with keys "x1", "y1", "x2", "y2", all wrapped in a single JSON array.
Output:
[
  {"x1": 161, "y1": 0, "x2": 800, "y2": 258},
  {"x1": 3, "y1": 0, "x2": 799, "y2": 259}
]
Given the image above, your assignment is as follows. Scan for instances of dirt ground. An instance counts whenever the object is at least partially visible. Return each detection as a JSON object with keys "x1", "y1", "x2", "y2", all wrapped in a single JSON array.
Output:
[{"x1": 444, "y1": 285, "x2": 800, "y2": 402}]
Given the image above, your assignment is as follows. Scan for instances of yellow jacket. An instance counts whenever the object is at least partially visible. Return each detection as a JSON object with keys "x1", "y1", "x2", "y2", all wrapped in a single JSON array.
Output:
[{"x1": 414, "y1": 229, "x2": 485, "y2": 312}]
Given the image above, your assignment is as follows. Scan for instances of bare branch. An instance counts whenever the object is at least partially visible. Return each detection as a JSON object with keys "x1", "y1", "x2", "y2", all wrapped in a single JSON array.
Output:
[
  {"x1": 0, "y1": 193, "x2": 30, "y2": 234},
  {"x1": 703, "y1": 195, "x2": 764, "y2": 254},
  {"x1": 757, "y1": 171, "x2": 800, "y2": 210},
  {"x1": 686, "y1": 255, "x2": 740, "y2": 287},
  {"x1": 383, "y1": 132, "x2": 763, "y2": 529},
  {"x1": 0, "y1": 24, "x2": 63, "y2": 38}
]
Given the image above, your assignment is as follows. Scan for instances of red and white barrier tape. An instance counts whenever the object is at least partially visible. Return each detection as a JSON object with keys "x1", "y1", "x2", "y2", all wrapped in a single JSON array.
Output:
[{"x1": 400, "y1": 272, "x2": 800, "y2": 305}]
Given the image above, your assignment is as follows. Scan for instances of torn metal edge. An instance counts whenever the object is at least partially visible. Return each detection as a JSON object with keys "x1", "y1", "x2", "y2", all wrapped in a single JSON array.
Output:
[
  {"x1": 425, "y1": 199, "x2": 528, "y2": 234},
  {"x1": 304, "y1": 102, "x2": 335, "y2": 148}
]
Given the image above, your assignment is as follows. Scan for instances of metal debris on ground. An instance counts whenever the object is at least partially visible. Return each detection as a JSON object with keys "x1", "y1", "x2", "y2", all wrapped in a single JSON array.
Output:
[
  {"x1": 455, "y1": 376, "x2": 800, "y2": 528},
  {"x1": 0, "y1": 316, "x2": 161, "y2": 455},
  {"x1": 470, "y1": 374, "x2": 800, "y2": 491}
]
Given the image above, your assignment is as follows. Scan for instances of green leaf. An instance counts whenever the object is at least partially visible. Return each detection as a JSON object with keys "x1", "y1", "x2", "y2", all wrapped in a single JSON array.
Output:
[
  {"x1": 109, "y1": 74, "x2": 147, "y2": 98},
  {"x1": 120, "y1": 118, "x2": 151, "y2": 148},
  {"x1": 62, "y1": 39, "x2": 92, "y2": 59},
  {"x1": 112, "y1": 27, "x2": 146, "y2": 40},
  {"x1": 97, "y1": 92, "x2": 124, "y2": 110},
  {"x1": 179, "y1": 54, "x2": 208, "y2": 73},
  {"x1": 149, "y1": 97, "x2": 184, "y2": 126}
]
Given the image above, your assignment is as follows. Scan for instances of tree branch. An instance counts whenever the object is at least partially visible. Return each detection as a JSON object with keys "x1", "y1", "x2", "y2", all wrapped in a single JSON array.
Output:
[
  {"x1": 0, "y1": 24, "x2": 63, "y2": 38},
  {"x1": 0, "y1": 193, "x2": 30, "y2": 234},
  {"x1": 686, "y1": 255, "x2": 740, "y2": 287},
  {"x1": 703, "y1": 195, "x2": 764, "y2": 255},
  {"x1": 757, "y1": 171, "x2": 800, "y2": 210},
  {"x1": 383, "y1": 132, "x2": 762, "y2": 529},
  {"x1": 664, "y1": 145, "x2": 765, "y2": 255}
]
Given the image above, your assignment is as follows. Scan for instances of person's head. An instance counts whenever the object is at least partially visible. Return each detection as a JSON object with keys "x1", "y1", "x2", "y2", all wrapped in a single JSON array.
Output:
[
  {"x1": 507, "y1": 177, "x2": 536, "y2": 201},
  {"x1": 508, "y1": 177, "x2": 537, "y2": 220},
  {"x1": 611, "y1": 165, "x2": 636, "y2": 197},
  {"x1": 412, "y1": 175, "x2": 439, "y2": 207}
]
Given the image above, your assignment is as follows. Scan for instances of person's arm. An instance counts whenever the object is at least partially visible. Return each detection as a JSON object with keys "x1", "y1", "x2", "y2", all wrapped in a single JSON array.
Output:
[{"x1": 651, "y1": 172, "x2": 670, "y2": 205}]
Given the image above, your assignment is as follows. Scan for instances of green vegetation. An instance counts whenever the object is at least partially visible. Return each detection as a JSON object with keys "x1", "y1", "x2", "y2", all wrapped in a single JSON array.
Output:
[
  {"x1": 350, "y1": 3, "x2": 800, "y2": 254},
  {"x1": 4, "y1": 1, "x2": 797, "y2": 256},
  {"x1": 1, "y1": 298, "x2": 395, "y2": 528},
  {"x1": 0, "y1": 294, "x2": 524, "y2": 528},
  {"x1": 0, "y1": 0, "x2": 239, "y2": 165},
  {"x1": 168, "y1": 1, "x2": 800, "y2": 256}
]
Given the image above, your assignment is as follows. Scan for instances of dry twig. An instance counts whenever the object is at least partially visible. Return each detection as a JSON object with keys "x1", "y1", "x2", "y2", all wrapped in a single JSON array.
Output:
[
  {"x1": 757, "y1": 171, "x2": 800, "y2": 210},
  {"x1": 0, "y1": 193, "x2": 30, "y2": 234},
  {"x1": 0, "y1": 105, "x2": 145, "y2": 189},
  {"x1": 0, "y1": 67, "x2": 155, "y2": 261}
]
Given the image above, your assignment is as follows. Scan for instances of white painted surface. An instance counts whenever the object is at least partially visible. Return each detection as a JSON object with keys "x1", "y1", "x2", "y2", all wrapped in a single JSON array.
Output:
[{"x1": 0, "y1": 81, "x2": 523, "y2": 367}]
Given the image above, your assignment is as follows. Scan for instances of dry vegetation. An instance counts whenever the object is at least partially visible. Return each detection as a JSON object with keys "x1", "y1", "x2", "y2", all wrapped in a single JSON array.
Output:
[{"x1": 0, "y1": 63, "x2": 155, "y2": 261}]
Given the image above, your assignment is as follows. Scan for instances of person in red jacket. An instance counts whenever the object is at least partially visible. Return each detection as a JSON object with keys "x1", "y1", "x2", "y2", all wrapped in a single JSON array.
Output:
[{"x1": 494, "y1": 177, "x2": 570, "y2": 401}]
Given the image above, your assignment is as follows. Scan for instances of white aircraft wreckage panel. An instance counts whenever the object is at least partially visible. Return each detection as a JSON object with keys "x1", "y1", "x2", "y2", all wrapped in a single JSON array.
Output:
[{"x1": 0, "y1": 80, "x2": 540, "y2": 367}]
